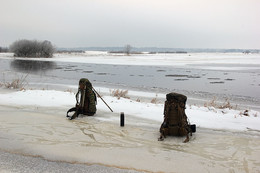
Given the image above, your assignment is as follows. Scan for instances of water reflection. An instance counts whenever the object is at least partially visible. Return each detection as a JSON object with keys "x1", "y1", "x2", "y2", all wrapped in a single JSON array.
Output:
[{"x1": 10, "y1": 59, "x2": 57, "y2": 73}]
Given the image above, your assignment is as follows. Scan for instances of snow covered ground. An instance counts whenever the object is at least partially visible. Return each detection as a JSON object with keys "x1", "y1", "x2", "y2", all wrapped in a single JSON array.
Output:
[
  {"x1": 0, "y1": 52, "x2": 260, "y2": 172},
  {"x1": 0, "y1": 88, "x2": 259, "y2": 132}
]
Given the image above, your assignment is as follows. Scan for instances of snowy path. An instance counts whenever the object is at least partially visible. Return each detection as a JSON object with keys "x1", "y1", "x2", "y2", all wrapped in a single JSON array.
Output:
[{"x1": 0, "y1": 105, "x2": 259, "y2": 173}]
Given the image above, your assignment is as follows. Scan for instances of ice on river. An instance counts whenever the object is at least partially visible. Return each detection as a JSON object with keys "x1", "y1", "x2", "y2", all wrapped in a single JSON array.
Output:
[{"x1": 1, "y1": 52, "x2": 260, "y2": 69}]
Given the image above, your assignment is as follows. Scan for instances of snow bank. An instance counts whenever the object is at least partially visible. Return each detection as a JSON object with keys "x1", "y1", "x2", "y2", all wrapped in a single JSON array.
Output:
[
  {"x1": 0, "y1": 89, "x2": 75, "y2": 107},
  {"x1": 0, "y1": 89, "x2": 259, "y2": 132}
]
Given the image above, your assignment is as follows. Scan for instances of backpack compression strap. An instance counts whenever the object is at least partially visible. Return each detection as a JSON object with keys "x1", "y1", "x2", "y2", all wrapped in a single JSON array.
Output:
[{"x1": 66, "y1": 107, "x2": 78, "y2": 119}]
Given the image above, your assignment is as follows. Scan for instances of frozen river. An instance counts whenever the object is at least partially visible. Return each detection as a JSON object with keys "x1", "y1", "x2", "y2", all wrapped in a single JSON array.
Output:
[{"x1": 0, "y1": 56, "x2": 260, "y2": 110}]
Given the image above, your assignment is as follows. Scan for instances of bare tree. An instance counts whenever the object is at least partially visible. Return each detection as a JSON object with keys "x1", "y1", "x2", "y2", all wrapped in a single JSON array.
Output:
[
  {"x1": 9, "y1": 39, "x2": 55, "y2": 58},
  {"x1": 124, "y1": 44, "x2": 132, "y2": 55}
]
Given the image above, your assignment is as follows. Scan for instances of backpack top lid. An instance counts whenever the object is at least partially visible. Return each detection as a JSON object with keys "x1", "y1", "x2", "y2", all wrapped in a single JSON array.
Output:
[
  {"x1": 166, "y1": 92, "x2": 187, "y2": 103},
  {"x1": 79, "y1": 78, "x2": 92, "y2": 88}
]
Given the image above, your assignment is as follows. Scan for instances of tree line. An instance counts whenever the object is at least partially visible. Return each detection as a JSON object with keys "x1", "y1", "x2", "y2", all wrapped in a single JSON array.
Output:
[{"x1": 0, "y1": 47, "x2": 8, "y2": 52}]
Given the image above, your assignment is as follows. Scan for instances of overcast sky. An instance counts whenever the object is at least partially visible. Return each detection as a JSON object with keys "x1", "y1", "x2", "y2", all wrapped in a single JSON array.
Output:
[{"x1": 0, "y1": 0, "x2": 259, "y2": 49}]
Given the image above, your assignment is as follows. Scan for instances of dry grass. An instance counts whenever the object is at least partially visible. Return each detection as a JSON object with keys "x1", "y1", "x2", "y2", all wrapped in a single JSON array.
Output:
[
  {"x1": 204, "y1": 97, "x2": 236, "y2": 109},
  {"x1": 236, "y1": 110, "x2": 258, "y2": 117},
  {"x1": 65, "y1": 88, "x2": 73, "y2": 93},
  {"x1": 151, "y1": 94, "x2": 160, "y2": 104},
  {"x1": 110, "y1": 89, "x2": 130, "y2": 99},
  {"x1": 4, "y1": 79, "x2": 22, "y2": 89},
  {"x1": 1, "y1": 74, "x2": 28, "y2": 90},
  {"x1": 151, "y1": 98, "x2": 158, "y2": 104}
]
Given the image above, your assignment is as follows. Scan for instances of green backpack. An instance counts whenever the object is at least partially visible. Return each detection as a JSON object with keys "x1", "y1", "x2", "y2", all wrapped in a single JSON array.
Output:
[
  {"x1": 67, "y1": 78, "x2": 97, "y2": 120},
  {"x1": 159, "y1": 93, "x2": 194, "y2": 142}
]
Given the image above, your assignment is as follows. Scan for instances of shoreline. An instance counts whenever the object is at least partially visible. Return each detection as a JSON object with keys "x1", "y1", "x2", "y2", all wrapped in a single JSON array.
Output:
[{"x1": 1, "y1": 52, "x2": 260, "y2": 112}]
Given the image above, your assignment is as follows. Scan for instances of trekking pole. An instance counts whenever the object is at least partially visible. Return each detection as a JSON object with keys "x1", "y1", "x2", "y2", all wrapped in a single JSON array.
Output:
[{"x1": 92, "y1": 87, "x2": 113, "y2": 112}]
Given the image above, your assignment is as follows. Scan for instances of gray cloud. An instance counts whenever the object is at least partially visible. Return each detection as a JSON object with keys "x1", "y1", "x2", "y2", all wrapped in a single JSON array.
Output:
[{"x1": 0, "y1": 0, "x2": 259, "y2": 49}]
